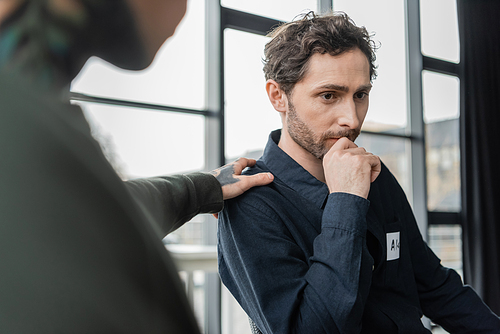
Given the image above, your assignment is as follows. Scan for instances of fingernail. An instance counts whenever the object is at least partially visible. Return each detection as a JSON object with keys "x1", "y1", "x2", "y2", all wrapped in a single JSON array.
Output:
[{"x1": 267, "y1": 173, "x2": 274, "y2": 179}]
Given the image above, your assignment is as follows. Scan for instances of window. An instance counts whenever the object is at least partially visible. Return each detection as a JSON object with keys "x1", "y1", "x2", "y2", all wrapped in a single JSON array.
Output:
[
  {"x1": 224, "y1": 29, "x2": 280, "y2": 160},
  {"x1": 420, "y1": 0, "x2": 460, "y2": 63},
  {"x1": 72, "y1": 0, "x2": 206, "y2": 110},
  {"x1": 423, "y1": 71, "x2": 460, "y2": 212},
  {"x1": 77, "y1": 102, "x2": 205, "y2": 179},
  {"x1": 420, "y1": 2, "x2": 462, "y2": 332},
  {"x1": 420, "y1": 3, "x2": 463, "y2": 281}
]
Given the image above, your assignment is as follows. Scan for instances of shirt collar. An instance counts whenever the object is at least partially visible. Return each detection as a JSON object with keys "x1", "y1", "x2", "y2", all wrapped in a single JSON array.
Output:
[{"x1": 261, "y1": 129, "x2": 330, "y2": 209}]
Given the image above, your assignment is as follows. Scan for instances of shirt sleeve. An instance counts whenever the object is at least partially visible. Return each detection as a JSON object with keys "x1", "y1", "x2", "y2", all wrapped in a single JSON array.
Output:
[
  {"x1": 218, "y1": 191, "x2": 373, "y2": 334},
  {"x1": 125, "y1": 172, "x2": 223, "y2": 237}
]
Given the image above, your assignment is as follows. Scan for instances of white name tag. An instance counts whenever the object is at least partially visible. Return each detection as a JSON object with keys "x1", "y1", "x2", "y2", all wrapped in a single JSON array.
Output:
[{"x1": 386, "y1": 232, "x2": 400, "y2": 261}]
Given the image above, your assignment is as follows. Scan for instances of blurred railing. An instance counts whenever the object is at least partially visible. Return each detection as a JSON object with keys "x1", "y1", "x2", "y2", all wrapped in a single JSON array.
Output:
[{"x1": 166, "y1": 244, "x2": 218, "y2": 307}]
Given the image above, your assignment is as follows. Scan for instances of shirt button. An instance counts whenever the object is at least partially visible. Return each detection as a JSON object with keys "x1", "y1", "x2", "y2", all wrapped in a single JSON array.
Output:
[{"x1": 372, "y1": 265, "x2": 375, "y2": 271}]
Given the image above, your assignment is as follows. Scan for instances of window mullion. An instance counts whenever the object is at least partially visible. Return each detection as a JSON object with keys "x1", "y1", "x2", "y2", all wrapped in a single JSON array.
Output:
[
  {"x1": 405, "y1": 0, "x2": 428, "y2": 240},
  {"x1": 204, "y1": 1, "x2": 223, "y2": 334}
]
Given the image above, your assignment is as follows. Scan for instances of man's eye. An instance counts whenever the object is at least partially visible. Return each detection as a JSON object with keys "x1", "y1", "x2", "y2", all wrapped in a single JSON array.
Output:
[
  {"x1": 322, "y1": 93, "x2": 335, "y2": 100},
  {"x1": 355, "y1": 92, "x2": 368, "y2": 99}
]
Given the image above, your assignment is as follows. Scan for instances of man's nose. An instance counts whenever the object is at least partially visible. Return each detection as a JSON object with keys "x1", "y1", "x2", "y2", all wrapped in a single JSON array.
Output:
[{"x1": 337, "y1": 99, "x2": 360, "y2": 129}]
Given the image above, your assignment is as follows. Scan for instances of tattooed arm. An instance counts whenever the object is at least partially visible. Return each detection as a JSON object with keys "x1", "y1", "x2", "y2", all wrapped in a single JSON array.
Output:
[{"x1": 210, "y1": 158, "x2": 274, "y2": 201}]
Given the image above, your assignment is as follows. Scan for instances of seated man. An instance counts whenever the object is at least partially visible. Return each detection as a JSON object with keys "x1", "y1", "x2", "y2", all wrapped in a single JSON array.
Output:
[{"x1": 217, "y1": 12, "x2": 500, "y2": 333}]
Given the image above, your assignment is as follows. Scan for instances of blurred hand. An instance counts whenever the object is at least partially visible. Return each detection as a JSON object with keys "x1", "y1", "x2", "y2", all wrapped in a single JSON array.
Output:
[
  {"x1": 210, "y1": 158, "x2": 274, "y2": 218},
  {"x1": 323, "y1": 137, "x2": 381, "y2": 199}
]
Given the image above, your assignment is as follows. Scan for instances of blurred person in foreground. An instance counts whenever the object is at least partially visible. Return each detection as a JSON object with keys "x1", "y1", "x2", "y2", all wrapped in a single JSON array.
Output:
[
  {"x1": 0, "y1": 0, "x2": 273, "y2": 333},
  {"x1": 217, "y1": 12, "x2": 500, "y2": 333}
]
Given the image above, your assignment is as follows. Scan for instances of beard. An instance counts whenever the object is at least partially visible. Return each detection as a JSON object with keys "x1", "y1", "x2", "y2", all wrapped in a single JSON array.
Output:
[{"x1": 286, "y1": 99, "x2": 361, "y2": 160}]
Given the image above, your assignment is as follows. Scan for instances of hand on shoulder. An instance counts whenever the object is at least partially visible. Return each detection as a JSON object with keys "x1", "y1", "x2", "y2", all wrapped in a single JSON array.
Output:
[{"x1": 210, "y1": 158, "x2": 274, "y2": 201}]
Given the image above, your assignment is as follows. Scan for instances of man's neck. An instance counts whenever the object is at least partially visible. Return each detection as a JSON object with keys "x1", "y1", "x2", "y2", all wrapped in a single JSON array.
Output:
[{"x1": 278, "y1": 129, "x2": 326, "y2": 183}]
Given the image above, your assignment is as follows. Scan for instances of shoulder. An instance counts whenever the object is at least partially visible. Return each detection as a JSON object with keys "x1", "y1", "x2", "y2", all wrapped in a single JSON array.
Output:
[
  {"x1": 218, "y1": 165, "x2": 300, "y2": 254},
  {"x1": 232, "y1": 159, "x2": 293, "y2": 203},
  {"x1": 220, "y1": 161, "x2": 295, "y2": 224},
  {"x1": 374, "y1": 162, "x2": 397, "y2": 184},
  {"x1": 369, "y1": 161, "x2": 411, "y2": 209}
]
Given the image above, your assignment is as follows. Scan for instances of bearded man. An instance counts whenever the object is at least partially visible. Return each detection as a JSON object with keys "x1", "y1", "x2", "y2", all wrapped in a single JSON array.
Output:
[{"x1": 217, "y1": 12, "x2": 500, "y2": 334}]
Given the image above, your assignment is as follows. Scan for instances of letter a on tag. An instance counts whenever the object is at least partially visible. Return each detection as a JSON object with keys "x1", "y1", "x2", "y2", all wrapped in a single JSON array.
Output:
[{"x1": 386, "y1": 232, "x2": 400, "y2": 261}]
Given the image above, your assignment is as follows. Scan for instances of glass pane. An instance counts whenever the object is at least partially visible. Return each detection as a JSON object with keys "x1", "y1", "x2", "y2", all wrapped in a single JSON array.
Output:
[
  {"x1": 222, "y1": 285, "x2": 252, "y2": 334},
  {"x1": 356, "y1": 133, "x2": 412, "y2": 205},
  {"x1": 221, "y1": 0, "x2": 317, "y2": 21},
  {"x1": 420, "y1": 0, "x2": 460, "y2": 63},
  {"x1": 423, "y1": 71, "x2": 459, "y2": 123},
  {"x1": 428, "y1": 225, "x2": 463, "y2": 278},
  {"x1": 177, "y1": 270, "x2": 206, "y2": 330},
  {"x1": 224, "y1": 29, "x2": 282, "y2": 161},
  {"x1": 76, "y1": 102, "x2": 205, "y2": 180},
  {"x1": 423, "y1": 71, "x2": 461, "y2": 212},
  {"x1": 165, "y1": 215, "x2": 206, "y2": 245},
  {"x1": 71, "y1": 0, "x2": 205, "y2": 110},
  {"x1": 333, "y1": 0, "x2": 408, "y2": 134}
]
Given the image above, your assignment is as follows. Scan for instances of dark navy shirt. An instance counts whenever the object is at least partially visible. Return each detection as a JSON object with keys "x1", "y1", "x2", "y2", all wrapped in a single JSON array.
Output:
[{"x1": 218, "y1": 130, "x2": 500, "y2": 334}]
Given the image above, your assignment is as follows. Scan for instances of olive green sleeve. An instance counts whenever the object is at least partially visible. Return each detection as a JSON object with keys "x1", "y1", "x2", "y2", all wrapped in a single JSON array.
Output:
[{"x1": 125, "y1": 173, "x2": 223, "y2": 236}]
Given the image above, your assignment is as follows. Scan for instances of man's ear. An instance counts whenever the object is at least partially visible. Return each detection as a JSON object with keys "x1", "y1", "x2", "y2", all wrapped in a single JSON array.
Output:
[{"x1": 266, "y1": 79, "x2": 287, "y2": 113}]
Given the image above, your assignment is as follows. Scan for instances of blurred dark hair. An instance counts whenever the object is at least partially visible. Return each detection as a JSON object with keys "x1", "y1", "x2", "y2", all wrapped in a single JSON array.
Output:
[
  {"x1": 263, "y1": 12, "x2": 378, "y2": 96},
  {"x1": 0, "y1": 0, "x2": 147, "y2": 90}
]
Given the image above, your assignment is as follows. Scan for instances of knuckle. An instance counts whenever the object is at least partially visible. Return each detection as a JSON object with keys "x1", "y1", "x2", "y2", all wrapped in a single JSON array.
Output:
[
  {"x1": 331, "y1": 150, "x2": 344, "y2": 159},
  {"x1": 352, "y1": 154, "x2": 364, "y2": 164}
]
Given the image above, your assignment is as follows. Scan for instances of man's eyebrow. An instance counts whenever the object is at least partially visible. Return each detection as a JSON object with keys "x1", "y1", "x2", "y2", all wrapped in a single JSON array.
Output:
[
  {"x1": 315, "y1": 83, "x2": 373, "y2": 92},
  {"x1": 315, "y1": 84, "x2": 349, "y2": 92},
  {"x1": 358, "y1": 84, "x2": 373, "y2": 91}
]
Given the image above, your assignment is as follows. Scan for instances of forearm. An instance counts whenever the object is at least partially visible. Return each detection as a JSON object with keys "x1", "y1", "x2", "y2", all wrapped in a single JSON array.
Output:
[
  {"x1": 403, "y1": 200, "x2": 500, "y2": 332},
  {"x1": 416, "y1": 249, "x2": 500, "y2": 332},
  {"x1": 126, "y1": 172, "x2": 223, "y2": 236},
  {"x1": 299, "y1": 193, "x2": 373, "y2": 332},
  {"x1": 424, "y1": 276, "x2": 500, "y2": 333},
  {"x1": 294, "y1": 235, "x2": 373, "y2": 333}
]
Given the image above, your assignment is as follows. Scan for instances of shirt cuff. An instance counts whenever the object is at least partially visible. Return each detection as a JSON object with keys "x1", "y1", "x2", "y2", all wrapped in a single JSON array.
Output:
[
  {"x1": 185, "y1": 172, "x2": 224, "y2": 214},
  {"x1": 322, "y1": 192, "x2": 370, "y2": 236}
]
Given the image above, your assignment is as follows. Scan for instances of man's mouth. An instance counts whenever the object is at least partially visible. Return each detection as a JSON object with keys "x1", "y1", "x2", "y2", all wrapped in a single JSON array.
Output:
[{"x1": 322, "y1": 129, "x2": 360, "y2": 143}]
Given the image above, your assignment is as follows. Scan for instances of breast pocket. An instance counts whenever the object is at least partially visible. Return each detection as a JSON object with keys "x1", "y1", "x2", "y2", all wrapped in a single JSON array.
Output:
[{"x1": 384, "y1": 221, "x2": 401, "y2": 286}]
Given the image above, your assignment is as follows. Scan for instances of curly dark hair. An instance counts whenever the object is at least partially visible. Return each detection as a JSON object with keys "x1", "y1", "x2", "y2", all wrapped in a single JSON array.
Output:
[{"x1": 263, "y1": 12, "x2": 378, "y2": 96}]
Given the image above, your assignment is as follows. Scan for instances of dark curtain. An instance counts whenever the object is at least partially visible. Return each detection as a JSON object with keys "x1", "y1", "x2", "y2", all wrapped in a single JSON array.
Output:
[{"x1": 458, "y1": 0, "x2": 500, "y2": 315}]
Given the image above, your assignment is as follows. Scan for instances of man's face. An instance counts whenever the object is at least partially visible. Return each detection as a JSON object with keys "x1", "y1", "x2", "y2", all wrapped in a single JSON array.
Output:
[{"x1": 284, "y1": 48, "x2": 372, "y2": 160}]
